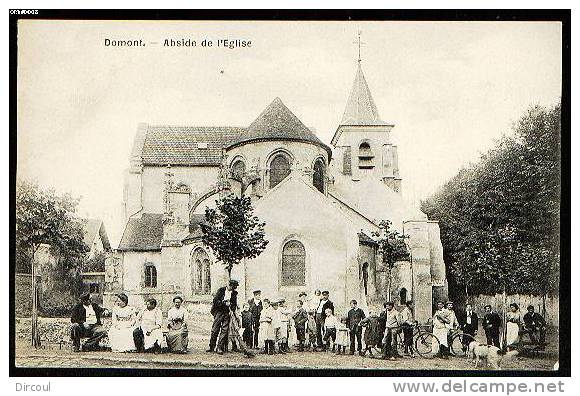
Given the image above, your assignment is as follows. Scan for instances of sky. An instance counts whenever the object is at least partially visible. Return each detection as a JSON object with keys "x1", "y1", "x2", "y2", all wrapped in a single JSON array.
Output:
[{"x1": 16, "y1": 20, "x2": 562, "y2": 246}]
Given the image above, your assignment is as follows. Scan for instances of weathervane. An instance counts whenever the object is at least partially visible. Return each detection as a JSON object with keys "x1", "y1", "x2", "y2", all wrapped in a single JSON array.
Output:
[{"x1": 353, "y1": 30, "x2": 366, "y2": 63}]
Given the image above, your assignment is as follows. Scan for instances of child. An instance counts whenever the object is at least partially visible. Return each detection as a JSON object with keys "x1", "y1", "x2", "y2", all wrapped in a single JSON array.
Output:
[
  {"x1": 259, "y1": 299, "x2": 275, "y2": 355},
  {"x1": 241, "y1": 303, "x2": 254, "y2": 349},
  {"x1": 271, "y1": 300, "x2": 285, "y2": 354},
  {"x1": 292, "y1": 300, "x2": 308, "y2": 351},
  {"x1": 278, "y1": 298, "x2": 291, "y2": 353},
  {"x1": 335, "y1": 317, "x2": 349, "y2": 355},
  {"x1": 307, "y1": 310, "x2": 317, "y2": 350},
  {"x1": 323, "y1": 307, "x2": 338, "y2": 352},
  {"x1": 359, "y1": 310, "x2": 382, "y2": 356}
]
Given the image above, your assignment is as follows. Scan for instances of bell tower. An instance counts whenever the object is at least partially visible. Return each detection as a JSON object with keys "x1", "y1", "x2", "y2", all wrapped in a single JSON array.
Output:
[{"x1": 331, "y1": 40, "x2": 402, "y2": 194}]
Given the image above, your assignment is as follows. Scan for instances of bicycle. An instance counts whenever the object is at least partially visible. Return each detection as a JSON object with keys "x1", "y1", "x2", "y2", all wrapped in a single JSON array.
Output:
[
  {"x1": 448, "y1": 328, "x2": 476, "y2": 357},
  {"x1": 393, "y1": 322, "x2": 441, "y2": 358}
]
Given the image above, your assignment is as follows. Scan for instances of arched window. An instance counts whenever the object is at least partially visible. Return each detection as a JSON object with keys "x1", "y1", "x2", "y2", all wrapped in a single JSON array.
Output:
[
  {"x1": 313, "y1": 158, "x2": 325, "y2": 193},
  {"x1": 191, "y1": 248, "x2": 212, "y2": 295},
  {"x1": 358, "y1": 142, "x2": 375, "y2": 169},
  {"x1": 269, "y1": 153, "x2": 291, "y2": 188},
  {"x1": 399, "y1": 288, "x2": 408, "y2": 305},
  {"x1": 144, "y1": 264, "x2": 157, "y2": 288},
  {"x1": 281, "y1": 240, "x2": 306, "y2": 287},
  {"x1": 231, "y1": 159, "x2": 246, "y2": 181}
]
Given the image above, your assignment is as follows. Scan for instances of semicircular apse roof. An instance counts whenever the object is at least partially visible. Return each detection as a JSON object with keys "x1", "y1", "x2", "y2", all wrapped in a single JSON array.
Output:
[{"x1": 227, "y1": 97, "x2": 332, "y2": 158}]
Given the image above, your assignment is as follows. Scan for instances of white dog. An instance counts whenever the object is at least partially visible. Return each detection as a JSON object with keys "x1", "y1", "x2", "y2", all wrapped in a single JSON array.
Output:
[{"x1": 468, "y1": 341, "x2": 519, "y2": 370}]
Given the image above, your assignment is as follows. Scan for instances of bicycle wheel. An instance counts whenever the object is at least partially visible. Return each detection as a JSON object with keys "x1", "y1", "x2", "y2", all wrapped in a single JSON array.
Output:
[
  {"x1": 450, "y1": 333, "x2": 475, "y2": 357},
  {"x1": 415, "y1": 332, "x2": 440, "y2": 358}
]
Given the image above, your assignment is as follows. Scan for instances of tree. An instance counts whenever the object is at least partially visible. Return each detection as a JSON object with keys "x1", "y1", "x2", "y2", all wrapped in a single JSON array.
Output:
[
  {"x1": 370, "y1": 220, "x2": 410, "y2": 301},
  {"x1": 200, "y1": 193, "x2": 269, "y2": 279},
  {"x1": 16, "y1": 180, "x2": 89, "y2": 346},
  {"x1": 421, "y1": 102, "x2": 561, "y2": 304},
  {"x1": 82, "y1": 251, "x2": 108, "y2": 272}
]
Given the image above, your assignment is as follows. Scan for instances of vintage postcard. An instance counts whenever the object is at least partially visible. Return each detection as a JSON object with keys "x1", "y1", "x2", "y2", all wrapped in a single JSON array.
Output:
[{"x1": 10, "y1": 10, "x2": 569, "y2": 377}]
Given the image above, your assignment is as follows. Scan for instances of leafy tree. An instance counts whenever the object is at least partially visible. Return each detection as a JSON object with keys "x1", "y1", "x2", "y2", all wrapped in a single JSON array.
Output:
[
  {"x1": 82, "y1": 251, "x2": 108, "y2": 272},
  {"x1": 421, "y1": 102, "x2": 561, "y2": 306},
  {"x1": 16, "y1": 180, "x2": 89, "y2": 346},
  {"x1": 370, "y1": 220, "x2": 410, "y2": 301},
  {"x1": 201, "y1": 193, "x2": 269, "y2": 279}
]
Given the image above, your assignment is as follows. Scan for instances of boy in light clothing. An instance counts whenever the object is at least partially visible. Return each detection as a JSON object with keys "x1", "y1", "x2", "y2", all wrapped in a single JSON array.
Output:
[
  {"x1": 278, "y1": 298, "x2": 291, "y2": 353},
  {"x1": 323, "y1": 307, "x2": 338, "y2": 352}
]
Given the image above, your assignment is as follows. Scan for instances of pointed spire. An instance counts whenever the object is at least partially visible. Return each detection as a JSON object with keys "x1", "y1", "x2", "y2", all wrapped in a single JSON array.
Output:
[{"x1": 340, "y1": 63, "x2": 386, "y2": 126}]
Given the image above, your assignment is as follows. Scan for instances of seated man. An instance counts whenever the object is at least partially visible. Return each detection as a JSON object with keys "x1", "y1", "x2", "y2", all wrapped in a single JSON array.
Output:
[
  {"x1": 70, "y1": 292, "x2": 108, "y2": 352},
  {"x1": 522, "y1": 305, "x2": 547, "y2": 345}
]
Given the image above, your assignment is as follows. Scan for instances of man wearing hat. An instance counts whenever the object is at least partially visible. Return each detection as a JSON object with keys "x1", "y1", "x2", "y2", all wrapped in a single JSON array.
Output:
[
  {"x1": 208, "y1": 279, "x2": 239, "y2": 354},
  {"x1": 70, "y1": 292, "x2": 108, "y2": 352},
  {"x1": 315, "y1": 291, "x2": 334, "y2": 350},
  {"x1": 248, "y1": 290, "x2": 263, "y2": 348}
]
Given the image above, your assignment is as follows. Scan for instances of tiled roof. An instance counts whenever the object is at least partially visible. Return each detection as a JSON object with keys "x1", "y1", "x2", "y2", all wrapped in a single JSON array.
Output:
[
  {"x1": 117, "y1": 213, "x2": 164, "y2": 251},
  {"x1": 341, "y1": 63, "x2": 388, "y2": 126},
  {"x1": 228, "y1": 98, "x2": 332, "y2": 157},
  {"x1": 141, "y1": 126, "x2": 245, "y2": 166},
  {"x1": 80, "y1": 219, "x2": 111, "y2": 251},
  {"x1": 358, "y1": 231, "x2": 377, "y2": 245}
]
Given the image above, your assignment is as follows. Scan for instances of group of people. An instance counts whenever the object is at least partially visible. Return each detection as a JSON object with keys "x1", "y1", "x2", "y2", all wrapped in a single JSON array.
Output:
[
  {"x1": 70, "y1": 292, "x2": 190, "y2": 353},
  {"x1": 70, "y1": 282, "x2": 547, "y2": 359},
  {"x1": 431, "y1": 301, "x2": 547, "y2": 359},
  {"x1": 206, "y1": 283, "x2": 421, "y2": 360}
]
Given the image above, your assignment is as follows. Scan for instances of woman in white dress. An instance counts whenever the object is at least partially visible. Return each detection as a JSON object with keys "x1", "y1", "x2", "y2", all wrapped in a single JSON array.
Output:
[
  {"x1": 432, "y1": 302, "x2": 450, "y2": 358},
  {"x1": 108, "y1": 293, "x2": 137, "y2": 352},
  {"x1": 506, "y1": 303, "x2": 522, "y2": 350},
  {"x1": 137, "y1": 298, "x2": 163, "y2": 352},
  {"x1": 166, "y1": 296, "x2": 189, "y2": 353}
]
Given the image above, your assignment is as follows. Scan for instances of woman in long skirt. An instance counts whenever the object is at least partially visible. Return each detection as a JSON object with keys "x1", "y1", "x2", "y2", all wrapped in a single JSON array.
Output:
[
  {"x1": 108, "y1": 293, "x2": 137, "y2": 352},
  {"x1": 166, "y1": 296, "x2": 189, "y2": 353},
  {"x1": 506, "y1": 303, "x2": 522, "y2": 350},
  {"x1": 139, "y1": 298, "x2": 163, "y2": 352},
  {"x1": 432, "y1": 302, "x2": 450, "y2": 358}
]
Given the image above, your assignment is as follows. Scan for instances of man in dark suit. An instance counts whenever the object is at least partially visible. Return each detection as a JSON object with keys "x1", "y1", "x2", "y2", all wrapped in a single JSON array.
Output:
[
  {"x1": 207, "y1": 279, "x2": 239, "y2": 354},
  {"x1": 346, "y1": 299, "x2": 366, "y2": 355},
  {"x1": 315, "y1": 290, "x2": 334, "y2": 350},
  {"x1": 522, "y1": 305, "x2": 547, "y2": 345},
  {"x1": 248, "y1": 290, "x2": 263, "y2": 348},
  {"x1": 482, "y1": 304, "x2": 502, "y2": 347},
  {"x1": 70, "y1": 292, "x2": 108, "y2": 352},
  {"x1": 460, "y1": 303, "x2": 479, "y2": 349}
]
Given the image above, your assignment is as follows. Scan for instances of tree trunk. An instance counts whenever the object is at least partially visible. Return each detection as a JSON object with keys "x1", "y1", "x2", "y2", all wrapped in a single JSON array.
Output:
[
  {"x1": 31, "y1": 245, "x2": 41, "y2": 348},
  {"x1": 226, "y1": 265, "x2": 233, "y2": 281},
  {"x1": 501, "y1": 285, "x2": 507, "y2": 351},
  {"x1": 387, "y1": 264, "x2": 392, "y2": 302},
  {"x1": 542, "y1": 293, "x2": 547, "y2": 319}
]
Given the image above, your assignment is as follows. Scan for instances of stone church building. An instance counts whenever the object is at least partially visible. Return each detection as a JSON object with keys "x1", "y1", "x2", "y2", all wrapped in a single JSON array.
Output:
[{"x1": 105, "y1": 63, "x2": 447, "y2": 323}]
